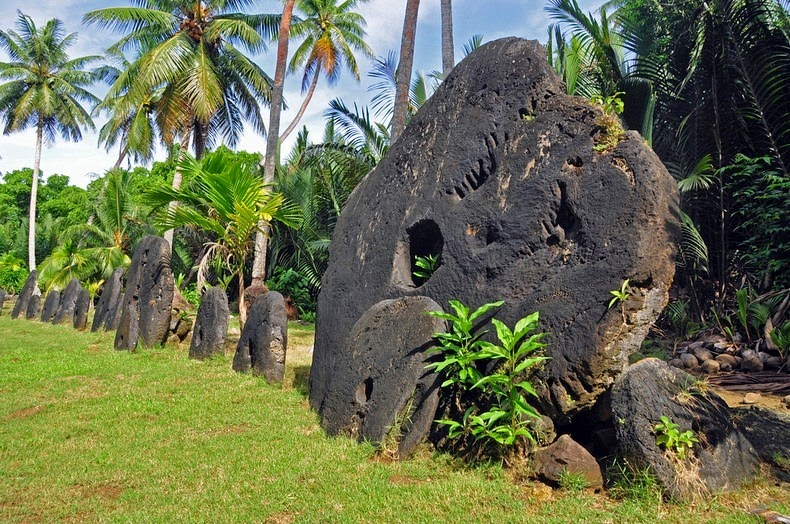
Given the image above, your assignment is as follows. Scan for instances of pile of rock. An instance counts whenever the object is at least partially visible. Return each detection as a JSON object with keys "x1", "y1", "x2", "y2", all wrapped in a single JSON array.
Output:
[{"x1": 670, "y1": 335, "x2": 788, "y2": 374}]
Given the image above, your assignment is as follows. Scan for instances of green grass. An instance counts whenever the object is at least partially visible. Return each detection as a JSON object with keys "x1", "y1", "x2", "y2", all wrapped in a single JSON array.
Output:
[{"x1": 0, "y1": 309, "x2": 787, "y2": 523}]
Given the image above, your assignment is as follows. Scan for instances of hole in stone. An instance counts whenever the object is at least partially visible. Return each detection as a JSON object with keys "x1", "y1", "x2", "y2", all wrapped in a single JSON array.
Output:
[
  {"x1": 408, "y1": 219, "x2": 444, "y2": 287},
  {"x1": 518, "y1": 107, "x2": 530, "y2": 119},
  {"x1": 485, "y1": 223, "x2": 501, "y2": 245},
  {"x1": 356, "y1": 377, "x2": 374, "y2": 405},
  {"x1": 566, "y1": 156, "x2": 583, "y2": 168},
  {"x1": 556, "y1": 181, "x2": 581, "y2": 239},
  {"x1": 547, "y1": 234, "x2": 560, "y2": 246}
]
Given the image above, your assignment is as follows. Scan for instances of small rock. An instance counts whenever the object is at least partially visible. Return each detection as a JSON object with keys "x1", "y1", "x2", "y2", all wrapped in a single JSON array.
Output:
[
  {"x1": 669, "y1": 358, "x2": 684, "y2": 369},
  {"x1": 783, "y1": 395, "x2": 790, "y2": 408},
  {"x1": 741, "y1": 355, "x2": 764, "y2": 372},
  {"x1": 523, "y1": 482, "x2": 553, "y2": 502},
  {"x1": 716, "y1": 354, "x2": 738, "y2": 369},
  {"x1": 765, "y1": 357, "x2": 783, "y2": 371},
  {"x1": 680, "y1": 353, "x2": 699, "y2": 369},
  {"x1": 713, "y1": 342, "x2": 731, "y2": 353},
  {"x1": 701, "y1": 359, "x2": 720, "y2": 374},
  {"x1": 687, "y1": 341, "x2": 705, "y2": 351},
  {"x1": 706, "y1": 334, "x2": 729, "y2": 346},
  {"x1": 741, "y1": 349, "x2": 756, "y2": 359},
  {"x1": 170, "y1": 311, "x2": 181, "y2": 332},
  {"x1": 175, "y1": 317, "x2": 193, "y2": 341},
  {"x1": 692, "y1": 347, "x2": 714, "y2": 363},
  {"x1": 757, "y1": 351, "x2": 771, "y2": 363},
  {"x1": 742, "y1": 393, "x2": 761, "y2": 405},
  {"x1": 230, "y1": 327, "x2": 240, "y2": 336},
  {"x1": 167, "y1": 333, "x2": 181, "y2": 347},
  {"x1": 532, "y1": 415, "x2": 556, "y2": 446},
  {"x1": 532, "y1": 434, "x2": 604, "y2": 489}
]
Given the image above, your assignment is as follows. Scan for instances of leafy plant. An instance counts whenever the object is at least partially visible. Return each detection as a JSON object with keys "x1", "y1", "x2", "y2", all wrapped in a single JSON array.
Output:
[
  {"x1": 653, "y1": 415, "x2": 698, "y2": 460},
  {"x1": 413, "y1": 253, "x2": 440, "y2": 282},
  {"x1": 608, "y1": 278, "x2": 631, "y2": 321},
  {"x1": 426, "y1": 300, "x2": 504, "y2": 389},
  {"x1": 0, "y1": 253, "x2": 28, "y2": 294},
  {"x1": 769, "y1": 322, "x2": 790, "y2": 358},
  {"x1": 591, "y1": 92, "x2": 626, "y2": 152},
  {"x1": 428, "y1": 301, "x2": 549, "y2": 456},
  {"x1": 267, "y1": 267, "x2": 316, "y2": 317}
]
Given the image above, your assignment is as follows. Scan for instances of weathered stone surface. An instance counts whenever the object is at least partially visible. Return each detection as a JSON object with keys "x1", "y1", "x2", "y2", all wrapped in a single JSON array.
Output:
[
  {"x1": 741, "y1": 354, "x2": 764, "y2": 372},
  {"x1": 309, "y1": 38, "x2": 679, "y2": 421},
  {"x1": 25, "y1": 294, "x2": 40, "y2": 319},
  {"x1": 691, "y1": 347, "x2": 714, "y2": 363},
  {"x1": 189, "y1": 287, "x2": 229, "y2": 360},
  {"x1": 73, "y1": 288, "x2": 91, "y2": 331},
  {"x1": 115, "y1": 236, "x2": 174, "y2": 350},
  {"x1": 611, "y1": 358, "x2": 759, "y2": 500},
  {"x1": 700, "y1": 359, "x2": 720, "y2": 374},
  {"x1": 0, "y1": 288, "x2": 6, "y2": 313},
  {"x1": 731, "y1": 406, "x2": 790, "y2": 463},
  {"x1": 53, "y1": 279, "x2": 81, "y2": 325},
  {"x1": 233, "y1": 291, "x2": 288, "y2": 383},
  {"x1": 92, "y1": 268, "x2": 124, "y2": 332},
  {"x1": 680, "y1": 353, "x2": 699, "y2": 369},
  {"x1": 106, "y1": 291, "x2": 124, "y2": 331},
  {"x1": 317, "y1": 297, "x2": 445, "y2": 457},
  {"x1": 175, "y1": 317, "x2": 193, "y2": 341},
  {"x1": 11, "y1": 271, "x2": 37, "y2": 319},
  {"x1": 40, "y1": 290, "x2": 60, "y2": 322},
  {"x1": 533, "y1": 434, "x2": 604, "y2": 489},
  {"x1": 716, "y1": 354, "x2": 737, "y2": 371}
]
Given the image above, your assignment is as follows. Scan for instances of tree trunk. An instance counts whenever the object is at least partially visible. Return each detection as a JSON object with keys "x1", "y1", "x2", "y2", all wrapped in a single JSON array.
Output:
[
  {"x1": 392, "y1": 0, "x2": 421, "y2": 142},
  {"x1": 28, "y1": 119, "x2": 43, "y2": 272},
  {"x1": 238, "y1": 268, "x2": 247, "y2": 329},
  {"x1": 164, "y1": 126, "x2": 191, "y2": 248},
  {"x1": 279, "y1": 69, "x2": 320, "y2": 143},
  {"x1": 440, "y1": 0, "x2": 454, "y2": 77},
  {"x1": 251, "y1": 0, "x2": 296, "y2": 287}
]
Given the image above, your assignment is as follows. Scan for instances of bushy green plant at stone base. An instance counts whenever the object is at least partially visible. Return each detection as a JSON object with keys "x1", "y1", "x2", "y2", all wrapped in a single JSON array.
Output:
[
  {"x1": 427, "y1": 301, "x2": 549, "y2": 458},
  {"x1": 558, "y1": 469, "x2": 589, "y2": 492},
  {"x1": 0, "y1": 253, "x2": 28, "y2": 293},
  {"x1": 653, "y1": 416, "x2": 698, "y2": 460},
  {"x1": 266, "y1": 267, "x2": 316, "y2": 318}
]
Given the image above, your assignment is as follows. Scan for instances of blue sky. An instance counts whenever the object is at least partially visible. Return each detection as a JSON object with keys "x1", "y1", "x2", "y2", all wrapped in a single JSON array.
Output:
[{"x1": 0, "y1": 0, "x2": 602, "y2": 187}]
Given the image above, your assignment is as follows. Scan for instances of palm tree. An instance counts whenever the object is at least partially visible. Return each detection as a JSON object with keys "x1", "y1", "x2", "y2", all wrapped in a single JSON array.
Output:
[
  {"x1": 279, "y1": 0, "x2": 374, "y2": 142},
  {"x1": 37, "y1": 169, "x2": 143, "y2": 291},
  {"x1": 369, "y1": 51, "x2": 441, "y2": 127},
  {"x1": 251, "y1": 0, "x2": 296, "y2": 289},
  {"x1": 146, "y1": 149, "x2": 301, "y2": 326},
  {"x1": 440, "y1": 0, "x2": 454, "y2": 76},
  {"x1": 391, "y1": 0, "x2": 421, "y2": 142},
  {"x1": 93, "y1": 49, "x2": 161, "y2": 169},
  {"x1": 0, "y1": 13, "x2": 100, "y2": 271}
]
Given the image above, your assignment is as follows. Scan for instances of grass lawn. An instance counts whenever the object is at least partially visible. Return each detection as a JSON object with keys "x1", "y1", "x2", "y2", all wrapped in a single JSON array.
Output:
[{"x1": 0, "y1": 307, "x2": 787, "y2": 523}]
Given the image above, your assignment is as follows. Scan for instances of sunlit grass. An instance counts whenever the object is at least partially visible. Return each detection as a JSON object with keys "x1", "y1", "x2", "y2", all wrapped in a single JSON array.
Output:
[{"x1": 0, "y1": 303, "x2": 787, "y2": 523}]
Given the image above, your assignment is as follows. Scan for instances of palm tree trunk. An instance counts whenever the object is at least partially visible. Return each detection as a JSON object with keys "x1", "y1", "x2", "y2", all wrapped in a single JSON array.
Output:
[
  {"x1": 392, "y1": 0, "x2": 421, "y2": 142},
  {"x1": 164, "y1": 127, "x2": 191, "y2": 248},
  {"x1": 279, "y1": 70, "x2": 320, "y2": 143},
  {"x1": 28, "y1": 118, "x2": 43, "y2": 272},
  {"x1": 251, "y1": 0, "x2": 296, "y2": 287},
  {"x1": 440, "y1": 0, "x2": 454, "y2": 76},
  {"x1": 239, "y1": 267, "x2": 247, "y2": 328}
]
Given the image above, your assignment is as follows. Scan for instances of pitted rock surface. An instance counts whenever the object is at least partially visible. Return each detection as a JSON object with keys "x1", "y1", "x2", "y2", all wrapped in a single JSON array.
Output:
[
  {"x1": 189, "y1": 287, "x2": 229, "y2": 359},
  {"x1": 0, "y1": 288, "x2": 6, "y2": 313},
  {"x1": 52, "y1": 278, "x2": 81, "y2": 325},
  {"x1": 309, "y1": 37, "x2": 679, "y2": 421},
  {"x1": 40, "y1": 290, "x2": 60, "y2": 322},
  {"x1": 92, "y1": 268, "x2": 124, "y2": 332},
  {"x1": 320, "y1": 296, "x2": 446, "y2": 457},
  {"x1": 611, "y1": 358, "x2": 758, "y2": 500},
  {"x1": 11, "y1": 271, "x2": 38, "y2": 319},
  {"x1": 233, "y1": 291, "x2": 287, "y2": 383},
  {"x1": 115, "y1": 236, "x2": 174, "y2": 350},
  {"x1": 73, "y1": 288, "x2": 91, "y2": 330},
  {"x1": 25, "y1": 293, "x2": 40, "y2": 319}
]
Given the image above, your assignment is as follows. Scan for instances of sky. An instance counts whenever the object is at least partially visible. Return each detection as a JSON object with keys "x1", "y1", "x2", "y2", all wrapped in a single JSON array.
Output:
[{"x1": 0, "y1": 0, "x2": 602, "y2": 188}]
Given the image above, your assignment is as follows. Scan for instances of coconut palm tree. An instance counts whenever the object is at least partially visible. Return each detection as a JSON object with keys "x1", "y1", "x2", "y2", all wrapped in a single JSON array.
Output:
[
  {"x1": 145, "y1": 149, "x2": 301, "y2": 326},
  {"x1": 391, "y1": 0, "x2": 421, "y2": 141},
  {"x1": 0, "y1": 13, "x2": 100, "y2": 272},
  {"x1": 279, "y1": 0, "x2": 374, "y2": 142},
  {"x1": 440, "y1": 0, "x2": 454, "y2": 76},
  {"x1": 251, "y1": 0, "x2": 296, "y2": 289},
  {"x1": 84, "y1": 1, "x2": 279, "y2": 161}
]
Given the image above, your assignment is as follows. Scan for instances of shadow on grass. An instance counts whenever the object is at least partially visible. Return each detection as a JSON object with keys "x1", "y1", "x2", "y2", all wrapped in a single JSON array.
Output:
[{"x1": 292, "y1": 365, "x2": 311, "y2": 398}]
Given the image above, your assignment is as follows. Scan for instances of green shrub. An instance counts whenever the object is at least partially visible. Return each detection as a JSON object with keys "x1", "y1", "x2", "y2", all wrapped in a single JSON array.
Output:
[
  {"x1": 267, "y1": 267, "x2": 316, "y2": 317},
  {"x1": 427, "y1": 301, "x2": 549, "y2": 458},
  {"x1": 0, "y1": 253, "x2": 28, "y2": 294}
]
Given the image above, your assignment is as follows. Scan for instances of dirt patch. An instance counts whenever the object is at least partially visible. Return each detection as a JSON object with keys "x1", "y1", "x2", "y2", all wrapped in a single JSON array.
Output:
[
  {"x1": 713, "y1": 387, "x2": 789, "y2": 412},
  {"x1": 388, "y1": 474, "x2": 426, "y2": 486},
  {"x1": 75, "y1": 482, "x2": 125, "y2": 501},
  {"x1": 4, "y1": 405, "x2": 45, "y2": 420},
  {"x1": 204, "y1": 423, "x2": 252, "y2": 437},
  {"x1": 266, "y1": 512, "x2": 296, "y2": 524}
]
